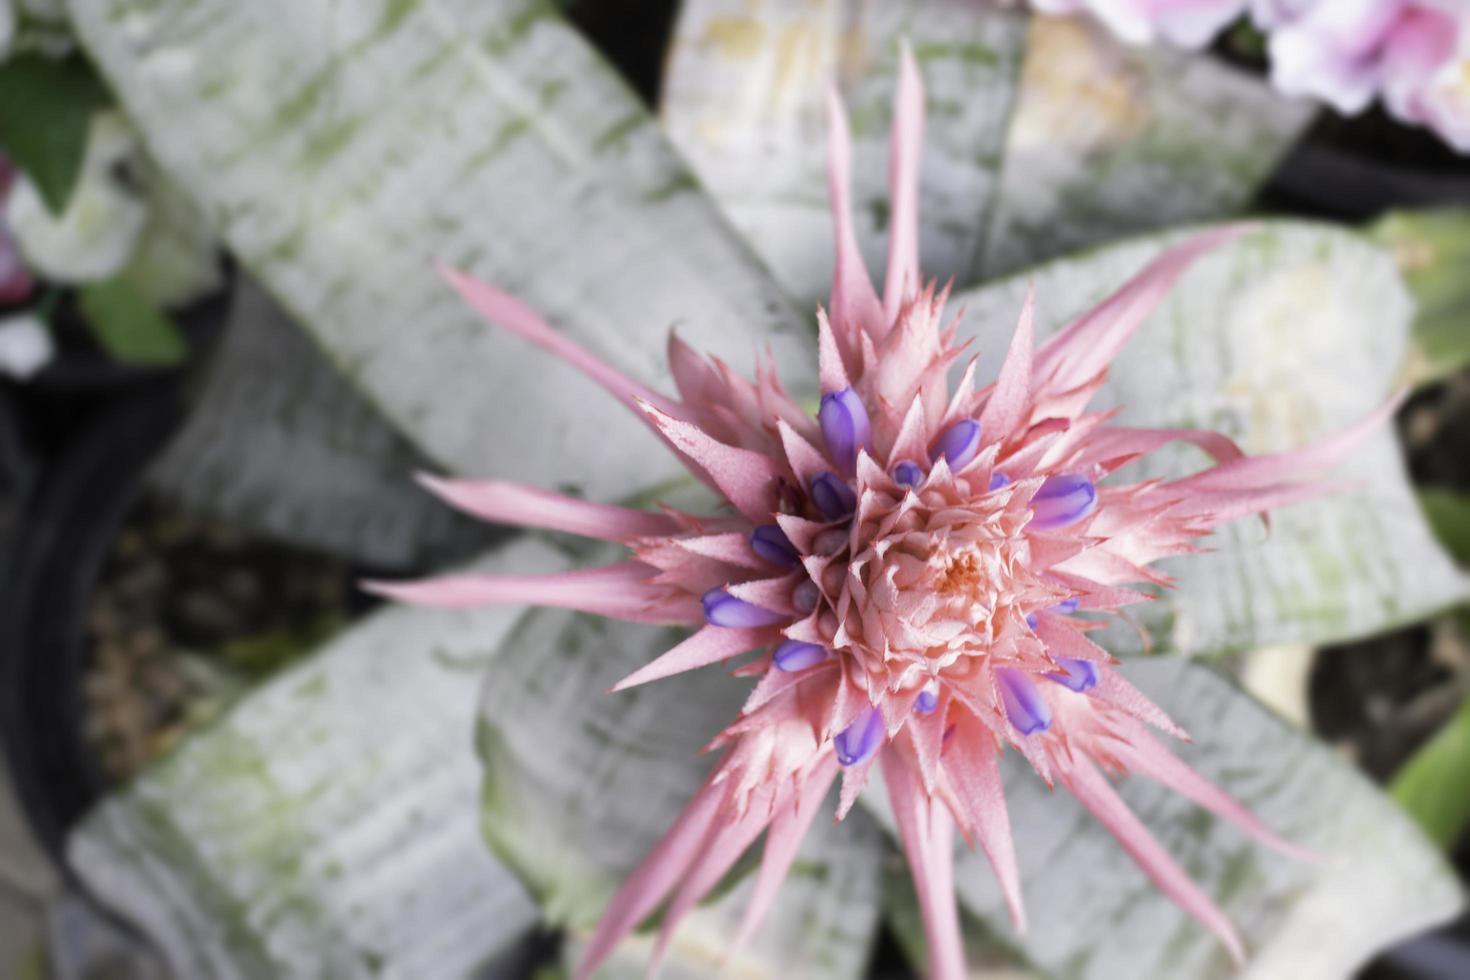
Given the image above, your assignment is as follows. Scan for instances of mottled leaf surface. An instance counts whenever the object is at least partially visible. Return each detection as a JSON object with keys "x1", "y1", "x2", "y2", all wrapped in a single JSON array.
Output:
[
  {"x1": 147, "y1": 279, "x2": 497, "y2": 569},
  {"x1": 978, "y1": 15, "x2": 1313, "y2": 277},
  {"x1": 478, "y1": 599, "x2": 883, "y2": 978},
  {"x1": 869, "y1": 659, "x2": 1463, "y2": 979},
  {"x1": 67, "y1": 0, "x2": 815, "y2": 501},
  {"x1": 68, "y1": 540, "x2": 565, "y2": 979},
  {"x1": 956, "y1": 222, "x2": 1469, "y2": 657},
  {"x1": 662, "y1": 0, "x2": 1026, "y2": 304}
]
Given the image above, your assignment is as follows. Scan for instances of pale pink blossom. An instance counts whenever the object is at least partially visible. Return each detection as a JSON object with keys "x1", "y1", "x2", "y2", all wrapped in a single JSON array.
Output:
[
  {"x1": 372, "y1": 52, "x2": 1386, "y2": 978},
  {"x1": 1381, "y1": 3, "x2": 1470, "y2": 151},
  {"x1": 1262, "y1": 0, "x2": 1470, "y2": 150}
]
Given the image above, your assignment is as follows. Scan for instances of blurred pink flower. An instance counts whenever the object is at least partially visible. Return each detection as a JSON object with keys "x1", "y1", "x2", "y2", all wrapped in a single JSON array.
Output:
[
  {"x1": 0, "y1": 158, "x2": 35, "y2": 305},
  {"x1": 1379, "y1": 3, "x2": 1470, "y2": 151},
  {"x1": 372, "y1": 52, "x2": 1387, "y2": 978},
  {"x1": 1267, "y1": 0, "x2": 1463, "y2": 130},
  {"x1": 1025, "y1": 0, "x2": 1470, "y2": 152}
]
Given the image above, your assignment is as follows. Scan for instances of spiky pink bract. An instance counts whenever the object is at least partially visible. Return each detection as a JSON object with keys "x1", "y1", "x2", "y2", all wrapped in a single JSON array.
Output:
[{"x1": 374, "y1": 50, "x2": 1390, "y2": 979}]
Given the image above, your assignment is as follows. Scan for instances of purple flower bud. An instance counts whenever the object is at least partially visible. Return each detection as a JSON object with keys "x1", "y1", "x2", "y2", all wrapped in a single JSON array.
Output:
[
  {"x1": 914, "y1": 682, "x2": 939, "y2": 715},
  {"x1": 833, "y1": 706, "x2": 885, "y2": 767},
  {"x1": 1047, "y1": 657, "x2": 1100, "y2": 693},
  {"x1": 793, "y1": 579, "x2": 821, "y2": 614},
  {"x1": 892, "y1": 460, "x2": 924, "y2": 488},
  {"x1": 997, "y1": 668, "x2": 1052, "y2": 735},
  {"x1": 1029, "y1": 474, "x2": 1097, "y2": 529},
  {"x1": 773, "y1": 639, "x2": 827, "y2": 672},
  {"x1": 702, "y1": 588, "x2": 788, "y2": 628},
  {"x1": 749, "y1": 524, "x2": 799, "y2": 567},
  {"x1": 819, "y1": 388, "x2": 871, "y2": 475},
  {"x1": 931, "y1": 419, "x2": 982, "y2": 471},
  {"x1": 988, "y1": 470, "x2": 1011, "y2": 490},
  {"x1": 810, "y1": 472, "x2": 856, "y2": 521}
]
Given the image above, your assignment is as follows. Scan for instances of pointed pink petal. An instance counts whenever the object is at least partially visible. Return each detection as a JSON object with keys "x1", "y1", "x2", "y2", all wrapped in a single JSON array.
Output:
[
  {"x1": 940, "y1": 713, "x2": 1025, "y2": 932},
  {"x1": 776, "y1": 418, "x2": 835, "y2": 491},
  {"x1": 882, "y1": 749, "x2": 968, "y2": 980},
  {"x1": 642, "y1": 403, "x2": 783, "y2": 523},
  {"x1": 673, "y1": 532, "x2": 768, "y2": 571},
  {"x1": 1168, "y1": 394, "x2": 1402, "y2": 493},
  {"x1": 611, "y1": 624, "x2": 777, "y2": 691},
  {"x1": 667, "y1": 331, "x2": 723, "y2": 408},
  {"x1": 742, "y1": 656, "x2": 837, "y2": 714},
  {"x1": 651, "y1": 791, "x2": 775, "y2": 973},
  {"x1": 825, "y1": 85, "x2": 884, "y2": 349},
  {"x1": 576, "y1": 777, "x2": 730, "y2": 980},
  {"x1": 1032, "y1": 617, "x2": 1111, "y2": 665},
  {"x1": 836, "y1": 753, "x2": 878, "y2": 820},
  {"x1": 1032, "y1": 227, "x2": 1245, "y2": 398},
  {"x1": 1113, "y1": 726, "x2": 1316, "y2": 861},
  {"x1": 882, "y1": 44, "x2": 925, "y2": 323},
  {"x1": 415, "y1": 474, "x2": 679, "y2": 540},
  {"x1": 441, "y1": 266, "x2": 681, "y2": 420},
  {"x1": 817, "y1": 307, "x2": 852, "y2": 393},
  {"x1": 887, "y1": 394, "x2": 932, "y2": 470},
  {"x1": 1168, "y1": 479, "x2": 1357, "y2": 525},
  {"x1": 362, "y1": 561, "x2": 700, "y2": 625},
  {"x1": 1064, "y1": 426, "x2": 1244, "y2": 474},
  {"x1": 730, "y1": 757, "x2": 840, "y2": 954},
  {"x1": 1061, "y1": 758, "x2": 1245, "y2": 965},
  {"x1": 979, "y1": 283, "x2": 1036, "y2": 443},
  {"x1": 727, "y1": 574, "x2": 801, "y2": 617}
]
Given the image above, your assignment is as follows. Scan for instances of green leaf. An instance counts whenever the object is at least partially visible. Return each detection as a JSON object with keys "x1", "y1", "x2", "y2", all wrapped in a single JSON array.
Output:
[
  {"x1": 77, "y1": 273, "x2": 189, "y2": 365},
  {"x1": 1392, "y1": 691, "x2": 1470, "y2": 849},
  {"x1": 662, "y1": 0, "x2": 1027, "y2": 305},
  {"x1": 0, "y1": 54, "x2": 112, "y2": 214},
  {"x1": 1418, "y1": 488, "x2": 1470, "y2": 568},
  {"x1": 68, "y1": 539, "x2": 566, "y2": 979},
  {"x1": 977, "y1": 15, "x2": 1313, "y2": 276},
  {"x1": 67, "y1": 0, "x2": 815, "y2": 501},
  {"x1": 867, "y1": 659, "x2": 1464, "y2": 979},
  {"x1": 953, "y1": 222, "x2": 1469, "y2": 657},
  {"x1": 476, "y1": 562, "x2": 884, "y2": 977},
  {"x1": 1369, "y1": 208, "x2": 1470, "y2": 388}
]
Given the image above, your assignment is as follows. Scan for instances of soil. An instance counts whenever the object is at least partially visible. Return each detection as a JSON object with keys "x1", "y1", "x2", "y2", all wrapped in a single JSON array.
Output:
[{"x1": 82, "y1": 500, "x2": 352, "y2": 780}]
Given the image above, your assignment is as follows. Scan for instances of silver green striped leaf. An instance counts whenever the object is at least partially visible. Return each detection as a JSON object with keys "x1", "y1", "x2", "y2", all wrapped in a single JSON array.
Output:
[
  {"x1": 66, "y1": 539, "x2": 567, "y2": 979},
  {"x1": 976, "y1": 15, "x2": 1313, "y2": 276},
  {"x1": 955, "y1": 222, "x2": 1470, "y2": 657},
  {"x1": 147, "y1": 278, "x2": 497, "y2": 568},
  {"x1": 66, "y1": 0, "x2": 815, "y2": 502},
  {"x1": 662, "y1": 0, "x2": 1027, "y2": 306},
  {"x1": 868, "y1": 658, "x2": 1463, "y2": 980},
  {"x1": 477, "y1": 601, "x2": 885, "y2": 979}
]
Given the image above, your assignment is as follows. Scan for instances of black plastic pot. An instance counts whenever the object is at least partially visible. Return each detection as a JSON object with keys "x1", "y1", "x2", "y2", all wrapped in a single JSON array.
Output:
[
  {"x1": 0, "y1": 384, "x2": 185, "y2": 863},
  {"x1": 0, "y1": 275, "x2": 229, "y2": 868}
]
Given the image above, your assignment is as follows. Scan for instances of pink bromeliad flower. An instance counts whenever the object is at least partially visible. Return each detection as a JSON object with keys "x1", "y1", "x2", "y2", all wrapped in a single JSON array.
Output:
[{"x1": 371, "y1": 52, "x2": 1390, "y2": 978}]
